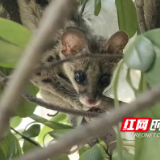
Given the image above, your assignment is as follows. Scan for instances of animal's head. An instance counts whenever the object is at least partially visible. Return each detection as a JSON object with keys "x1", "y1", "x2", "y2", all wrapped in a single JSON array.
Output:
[{"x1": 61, "y1": 29, "x2": 128, "y2": 108}]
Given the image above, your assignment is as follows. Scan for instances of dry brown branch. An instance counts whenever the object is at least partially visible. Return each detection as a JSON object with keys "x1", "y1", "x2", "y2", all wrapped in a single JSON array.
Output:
[
  {"x1": 144, "y1": 0, "x2": 160, "y2": 30},
  {"x1": 13, "y1": 83, "x2": 160, "y2": 160},
  {"x1": 0, "y1": 0, "x2": 76, "y2": 140},
  {"x1": 135, "y1": 0, "x2": 148, "y2": 33}
]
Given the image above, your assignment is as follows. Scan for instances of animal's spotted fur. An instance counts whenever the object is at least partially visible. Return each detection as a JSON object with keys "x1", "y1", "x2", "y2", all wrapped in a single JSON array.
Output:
[{"x1": 18, "y1": 0, "x2": 128, "y2": 112}]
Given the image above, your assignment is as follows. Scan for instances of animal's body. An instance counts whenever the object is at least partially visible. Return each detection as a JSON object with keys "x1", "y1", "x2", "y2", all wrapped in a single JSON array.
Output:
[{"x1": 18, "y1": 0, "x2": 128, "y2": 113}]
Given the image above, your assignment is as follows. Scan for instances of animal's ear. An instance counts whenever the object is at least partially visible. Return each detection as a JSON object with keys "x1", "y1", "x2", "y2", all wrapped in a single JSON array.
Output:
[
  {"x1": 18, "y1": 0, "x2": 49, "y2": 31},
  {"x1": 105, "y1": 31, "x2": 129, "y2": 54},
  {"x1": 61, "y1": 29, "x2": 88, "y2": 57}
]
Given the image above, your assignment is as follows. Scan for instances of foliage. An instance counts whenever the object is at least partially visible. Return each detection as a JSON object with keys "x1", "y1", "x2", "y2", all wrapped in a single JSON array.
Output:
[{"x1": 0, "y1": 0, "x2": 160, "y2": 160}]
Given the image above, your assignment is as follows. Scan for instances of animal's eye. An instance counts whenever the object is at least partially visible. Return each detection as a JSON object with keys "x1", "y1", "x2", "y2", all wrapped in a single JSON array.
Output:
[
  {"x1": 74, "y1": 71, "x2": 86, "y2": 84},
  {"x1": 101, "y1": 75, "x2": 110, "y2": 87}
]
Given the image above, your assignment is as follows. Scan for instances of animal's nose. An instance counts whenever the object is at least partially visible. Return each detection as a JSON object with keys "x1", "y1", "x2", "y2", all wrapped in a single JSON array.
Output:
[{"x1": 86, "y1": 98, "x2": 97, "y2": 105}]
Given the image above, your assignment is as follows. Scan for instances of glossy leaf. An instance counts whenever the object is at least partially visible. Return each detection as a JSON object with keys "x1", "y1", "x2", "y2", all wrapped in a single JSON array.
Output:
[
  {"x1": 23, "y1": 140, "x2": 40, "y2": 154},
  {"x1": 0, "y1": 18, "x2": 32, "y2": 68},
  {"x1": 124, "y1": 35, "x2": 155, "y2": 72},
  {"x1": 94, "y1": 0, "x2": 101, "y2": 16},
  {"x1": 79, "y1": 144, "x2": 109, "y2": 160},
  {"x1": 23, "y1": 124, "x2": 40, "y2": 138},
  {"x1": 0, "y1": 132, "x2": 22, "y2": 159},
  {"x1": 10, "y1": 116, "x2": 22, "y2": 128},
  {"x1": 115, "y1": 0, "x2": 138, "y2": 38}
]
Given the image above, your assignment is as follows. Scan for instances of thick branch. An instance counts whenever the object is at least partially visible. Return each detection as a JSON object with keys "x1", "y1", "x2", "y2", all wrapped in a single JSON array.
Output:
[
  {"x1": 144, "y1": 0, "x2": 160, "y2": 30},
  {"x1": 0, "y1": 0, "x2": 76, "y2": 140},
  {"x1": 135, "y1": 0, "x2": 148, "y2": 33},
  {"x1": 13, "y1": 83, "x2": 160, "y2": 160}
]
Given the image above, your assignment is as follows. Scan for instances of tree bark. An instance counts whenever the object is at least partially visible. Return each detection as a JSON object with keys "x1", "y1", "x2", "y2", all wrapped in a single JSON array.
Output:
[{"x1": 144, "y1": 0, "x2": 160, "y2": 30}]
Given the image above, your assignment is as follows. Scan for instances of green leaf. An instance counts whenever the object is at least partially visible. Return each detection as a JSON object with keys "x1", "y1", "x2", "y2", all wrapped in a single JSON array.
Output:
[
  {"x1": 145, "y1": 46, "x2": 160, "y2": 86},
  {"x1": 79, "y1": 144, "x2": 109, "y2": 160},
  {"x1": 22, "y1": 140, "x2": 40, "y2": 154},
  {"x1": 23, "y1": 124, "x2": 40, "y2": 138},
  {"x1": 0, "y1": 132, "x2": 22, "y2": 159},
  {"x1": 78, "y1": 145, "x2": 90, "y2": 157},
  {"x1": 10, "y1": 116, "x2": 22, "y2": 128},
  {"x1": 112, "y1": 149, "x2": 134, "y2": 160},
  {"x1": 124, "y1": 35, "x2": 155, "y2": 72},
  {"x1": 0, "y1": 18, "x2": 32, "y2": 48},
  {"x1": 134, "y1": 131, "x2": 160, "y2": 160},
  {"x1": 30, "y1": 114, "x2": 72, "y2": 129},
  {"x1": 15, "y1": 83, "x2": 39, "y2": 117},
  {"x1": 30, "y1": 114, "x2": 72, "y2": 144},
  {"x1": 0, "y1": 18, "x2": 32, "y2": 68},
  {"x1": 115, "y1": 0, "x2": 138, "y2": 38},
  {"x1": 50, "y1": 113, "x2": 68, "y2": 123},
  {"x1": 0, "y1": 39, "x2": 23, "y2": 67},
  {"x1": 50, "y1": 154, "x2": 70, "y2": 160},
  {"x1": 94, "y1": 0, "x2": 101, "y2": 16},
  {"x1": 79, "y1": 0, "x2": 85, "y2": 5},
  {"x1": 0, "y1": 148, "x2": 6, "y2": 160},
  {"x1": 0, "y1": 71, "x2": 38, "y2": 118},
  {"x1": 49, "y1": 129, "x2": 71, "y2": 139}
]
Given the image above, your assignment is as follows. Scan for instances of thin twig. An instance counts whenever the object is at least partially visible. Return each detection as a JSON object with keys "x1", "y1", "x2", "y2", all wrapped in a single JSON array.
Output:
[
  {"x1": 0, "y1": 75, "x2": 114, "y2": 118},
  {"x1": 11, "y1": 127, "x2": 41, "y2": 147},
  {"x1": 135, "y1": 0, "x2": 148, "y2": 33},
  {"x1": 39, "y1": 53, "x2": 123, "y2": 71},
  {"x1": 47, "y1": 112, "x2": 59, "y2": 117},
  {"x1": 23, "y1": 92, "x2": 98, "y2": 118},
  {"x1": 13, "y1": 83, "x2": 160, "y2": 160},
  {"x1": 0, "y1": 0, "x2": 76, "y2": 140}
]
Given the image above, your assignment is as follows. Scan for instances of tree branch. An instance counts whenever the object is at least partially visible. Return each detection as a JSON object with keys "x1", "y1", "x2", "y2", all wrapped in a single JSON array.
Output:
[
  {"x1": 39, "y1": 53, "x2": 123, "y2": 71},
  {"x1": 0, "y1": 0, "x2": 76, "y2": 140},
  {"x1": 11, "y1": 127, "x2": 41, "y2": 147},
  {"x1": 144, "y1": 0, "x2": 160, "y2": 30},
  {"x1": 12, "y1": 83, "x2": 160, "y2": 160},
  {"x1": 135, "y1": 0, "x2": 148, "y2": 33},
  {"x1": 23, "y1": 92, "x2": 98, "y2": 118},
  {"x1": 0, "y1": 74, "x2": 114, "y2": 118}
]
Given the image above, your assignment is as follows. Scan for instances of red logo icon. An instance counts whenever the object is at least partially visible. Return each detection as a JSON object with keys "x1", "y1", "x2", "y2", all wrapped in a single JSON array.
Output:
[{"x1": 120, "y1": 118, "x2": 151, "y2": 132}]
